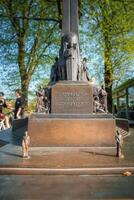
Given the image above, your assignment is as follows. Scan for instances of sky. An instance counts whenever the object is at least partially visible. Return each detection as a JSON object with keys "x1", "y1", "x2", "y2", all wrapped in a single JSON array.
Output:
[{"x1": 0, "y1": 1, "x2": 134, "y2": 100}]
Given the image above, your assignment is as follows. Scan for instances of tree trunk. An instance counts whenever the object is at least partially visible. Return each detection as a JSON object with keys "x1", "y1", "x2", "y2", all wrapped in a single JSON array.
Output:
[
  {"x1": 21, "y1": 74, "x2": 30, "y2": 108},
  {"x1": 18, "y1": 36, "x2": 29, "y2": 107},
  {"x1": 104, "y1": 38, "x2": 113, "y2": 113},
  {"x1": 104, "y1": 65, "x2": 113, "y2": 113},
  {"x1": 101, "y1": 0, "x2": 113, "y2": 113}
]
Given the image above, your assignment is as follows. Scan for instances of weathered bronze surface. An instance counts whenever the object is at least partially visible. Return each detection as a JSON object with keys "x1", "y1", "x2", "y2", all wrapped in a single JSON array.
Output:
[
  {"x1": 28, "y1": 0, "x2": 118, "y2": 155},
  {"x1": 62, "y1": 0, "x2": 78, "y2": 37},
  {"x1": 28, "y1": 115, "x2": 116, "y2": 148},
  {"x1": 1, "y1": 127, "x2": 134, "y2": 172},
  {"x1": 51, "y1": 82, "x2": 93, "y2": 114},
  {"x1": 22, "y1": 131, "x2": 30, "y2": 159},
  {"x1": 49, "y1": 0, "x2": 89, "y2": 82}
]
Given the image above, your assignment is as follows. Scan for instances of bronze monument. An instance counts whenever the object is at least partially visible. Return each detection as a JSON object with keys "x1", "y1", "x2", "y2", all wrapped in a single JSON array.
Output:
[
  {"x1": 28, "y1": 0, "x2": 117, "y2": 156},
  {"x1": 22, "y1": 131, "x2": 30, "y2": 159}
]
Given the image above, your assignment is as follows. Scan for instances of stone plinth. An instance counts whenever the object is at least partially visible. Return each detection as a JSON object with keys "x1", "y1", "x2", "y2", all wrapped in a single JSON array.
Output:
[
  {"x1": 28, "y1": 114, "x2": 116, "y2": 151},
  {"x1": 51, "y1": 81, "x2": 93, "y2": 114}
]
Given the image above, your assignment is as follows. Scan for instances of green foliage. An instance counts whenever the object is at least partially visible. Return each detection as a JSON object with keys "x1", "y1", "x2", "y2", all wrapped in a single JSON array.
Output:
[
  {"x1": 0, "y1": 0, "x2": 134, "y2": 111},
  {"x1": 80, "y1": 0, "x2": 134, "y2": 84},
  {"x1": 80, "y1": 0, "x2": 134, "y2": 111},
  {"x1": 0, "y1": 0, "x2": 60, "y2": 102}
]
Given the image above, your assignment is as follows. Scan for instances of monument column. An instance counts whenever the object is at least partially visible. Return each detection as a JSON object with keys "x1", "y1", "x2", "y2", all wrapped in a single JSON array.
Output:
[
  {"x1": 62, "y1": 0, "x2": 79, "y2": 37},
  {"x1": 70, "y1": 0, "x2": 79, "y2": 36},
  {"x1": 62, "y1": 0, "x2": 70, "y2": 35}
]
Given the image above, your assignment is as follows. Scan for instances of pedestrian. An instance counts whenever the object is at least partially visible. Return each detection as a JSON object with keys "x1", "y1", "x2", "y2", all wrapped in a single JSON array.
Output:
[{"x1": 14, "y1": 89, "x2": 25, "y2": 119}]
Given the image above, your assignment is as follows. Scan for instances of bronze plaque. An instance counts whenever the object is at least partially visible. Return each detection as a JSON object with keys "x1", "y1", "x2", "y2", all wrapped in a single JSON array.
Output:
[
  {"x1": 29, "y1": 115, "x2": 116, "y2": 148},
  {"x1": 51, "y1": 82, "x2": 93, "y2": 113}
]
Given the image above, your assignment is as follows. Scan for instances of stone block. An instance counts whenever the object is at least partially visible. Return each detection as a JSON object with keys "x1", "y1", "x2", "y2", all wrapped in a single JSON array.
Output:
[
  {"x1": 28, "y1": 114, "x2": 116, "y2": 148},
  {"x1": 51, "y1": 81, "x2": 93, "y2": 114}
]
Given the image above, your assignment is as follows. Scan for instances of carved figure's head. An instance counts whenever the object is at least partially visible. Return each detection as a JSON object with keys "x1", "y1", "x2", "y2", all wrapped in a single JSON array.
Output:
[
  {"x1": 25, "y1": 131, "x2": 28, "y2": 136},
  {"x1": 62, "y1": 32, "x2": 78, "y2": 47}
]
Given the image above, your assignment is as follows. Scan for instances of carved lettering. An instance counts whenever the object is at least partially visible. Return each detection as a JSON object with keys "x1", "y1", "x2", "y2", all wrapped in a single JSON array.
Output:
[
  {"x1": 55, "y1": 91, "x2": 90, "y2": 109},
  {"x1": 51, "y1": 83, "x2": 93, "y2": 113}
]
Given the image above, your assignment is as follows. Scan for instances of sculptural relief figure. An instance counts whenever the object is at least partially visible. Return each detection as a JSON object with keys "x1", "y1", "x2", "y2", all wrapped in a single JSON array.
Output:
[
  {"x1": 50, "y1": 32, "x2": 91, "y2": 82},
  {"x1": 22, "y1": 131, "x2": 30, "y2": 159},
  {"x1": 93, "y1": 96, "x2": 105, "y2": 113},
  {"x1": 98, "y1": 85, "x2": 108, "y2": 112},
  {"x1": 80, "y1": 57, "x2": 90, "y2": 81},
  {"x1": 63, "y1": 32, "x2": 80, "y2": 81},
  {"x1": 115, "y1": 129, "x2": 124, "y2": 159},
  {"x1": 44, "y1": 87, "x2": 51, "y2": 113},
  {"x1": 59, "y1": 47, "x2": 66, "y2": 80},
  {"x1": 50, "y1": 57, "x2": 59, "y2": 82},
  {"x1": 35, "y1": 86, "x2": 45, "y2": 112},
  {"x1": 93, "y1": 84, "x2": 107, "y2": 113}
]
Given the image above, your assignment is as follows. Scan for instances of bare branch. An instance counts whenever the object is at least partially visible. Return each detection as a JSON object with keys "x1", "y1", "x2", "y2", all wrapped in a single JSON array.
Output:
[
  {"x1": 28, "y1": 22, "x2": 58, "y2": 76},
  {"x1": 0, "y1": 15, "x2": 60, "y2": 23}
]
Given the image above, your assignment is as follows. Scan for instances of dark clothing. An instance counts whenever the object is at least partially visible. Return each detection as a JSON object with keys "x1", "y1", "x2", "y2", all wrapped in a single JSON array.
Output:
[
  {"x1": 0, "y1": 99, "x2": 7, "y2": 113},
  {"x1": 0, "y1": 99, "x2": 7, "y2": 120},
  {"x1": 14, "y1": 97, "x2": 25, "y2": 119}
]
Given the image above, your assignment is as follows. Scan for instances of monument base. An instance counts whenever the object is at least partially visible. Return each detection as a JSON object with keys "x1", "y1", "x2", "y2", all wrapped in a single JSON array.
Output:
[
  {"x1": 28, "y1": 113, "x2": 116, "y2": 154},
  {"x1": 51, "y1": 81, "x2": 93, "y2": 114}
]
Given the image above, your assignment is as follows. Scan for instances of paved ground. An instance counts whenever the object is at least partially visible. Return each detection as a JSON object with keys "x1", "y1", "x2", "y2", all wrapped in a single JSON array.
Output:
[
  {"x1": 0, "y1": 175, "x2": 134, "y2": 199},
  {"x1": 0, "y1": 127, "x2": 134, "y2": 199},
  {"x1": 0, "y1": 128, "x2": 134, "y2": 171}
]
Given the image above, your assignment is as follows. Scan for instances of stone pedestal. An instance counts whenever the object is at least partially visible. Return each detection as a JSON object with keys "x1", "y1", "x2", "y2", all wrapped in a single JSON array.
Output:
[
  {"x1": 51, "y1": 81, "x2": 93, "y2": 114},
  {"x1": 28, "y1": 113, "x2": 116, "y2": 151},
  {"x1": 28, "y1": 81, "x2": 116, "y2": 155}
]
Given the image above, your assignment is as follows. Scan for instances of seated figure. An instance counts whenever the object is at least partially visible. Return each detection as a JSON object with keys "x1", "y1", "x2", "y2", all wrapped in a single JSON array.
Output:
[
  {"x1": 98, "y1": 85, "x2": 108, "y2": 112},
  {"x1": 0, "y1": 92, "x2": 10, "y2": 129},
  {"x1": 93, "y1": 85, "x2": 108, "y2": 113},
  {"x1": 93, "y1": 96, "x2": 105, "y2": 113},
  {"x1": 35, "y1": 87, "x2": 45, "y2": 112}
]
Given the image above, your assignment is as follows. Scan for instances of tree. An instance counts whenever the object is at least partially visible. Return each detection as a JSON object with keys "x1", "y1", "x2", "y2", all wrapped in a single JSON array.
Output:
[
  {"x1": 0, "y1": 0, "x2": 134, "y2": 112},
  {"x1": 0, "y1": 0, "x2": 61, "y2": 104},
  {"x1": 80, "y1": 0, "x2": 134, "y2": 112}
]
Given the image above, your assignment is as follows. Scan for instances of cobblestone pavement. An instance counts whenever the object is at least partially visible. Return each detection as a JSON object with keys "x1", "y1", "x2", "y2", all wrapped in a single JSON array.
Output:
[{"x1": 0, "y1": 128, "x2": 133, "y2": 199}]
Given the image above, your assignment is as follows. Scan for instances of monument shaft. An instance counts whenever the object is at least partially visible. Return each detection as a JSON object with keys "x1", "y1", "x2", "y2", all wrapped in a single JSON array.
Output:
[{"x1": 62, "y1": 0, "x2": 79, "y2": 37}]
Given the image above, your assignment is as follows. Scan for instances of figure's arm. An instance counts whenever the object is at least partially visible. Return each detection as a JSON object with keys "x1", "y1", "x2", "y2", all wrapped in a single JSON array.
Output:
[
  {"x1": 16, "y1": 107, "x2": 22, "y2": 119},
  {"x1": 17, "y1": 97, "x2": 26, "y2": 119}
]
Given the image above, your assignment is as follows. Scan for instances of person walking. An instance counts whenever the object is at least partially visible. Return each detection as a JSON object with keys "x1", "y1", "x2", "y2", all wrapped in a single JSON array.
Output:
[{"x1": 14, "y1": 89, "x2": 25, "y2": 119}]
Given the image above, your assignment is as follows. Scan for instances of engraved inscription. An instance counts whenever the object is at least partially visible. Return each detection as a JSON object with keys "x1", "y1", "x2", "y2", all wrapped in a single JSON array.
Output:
[
  {"x1": 55, "y1": 92, "x2": 90, "y2": 108},
  {"x1": 51, "y1": 83, "x2": 93, "y2": 114}
]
